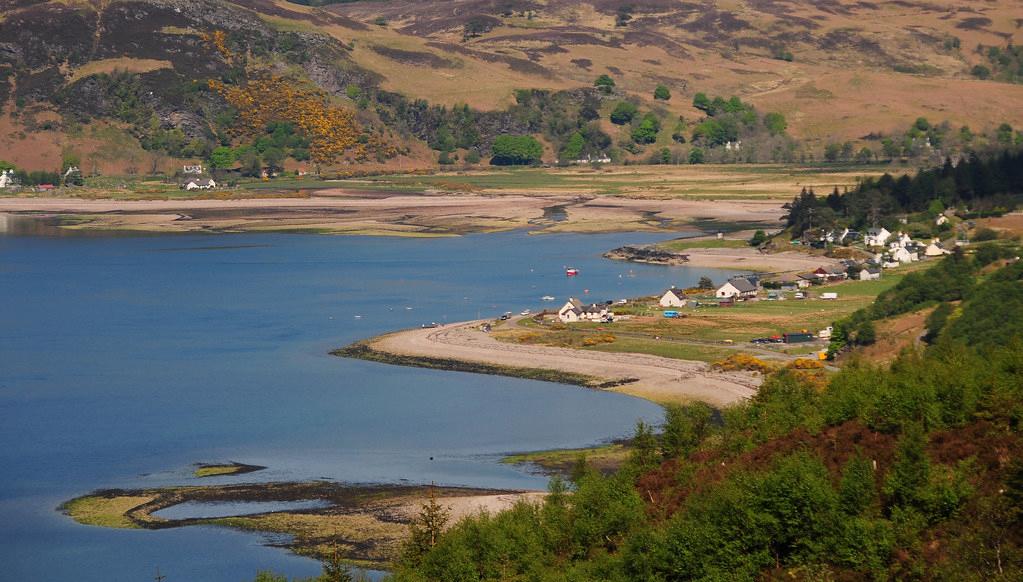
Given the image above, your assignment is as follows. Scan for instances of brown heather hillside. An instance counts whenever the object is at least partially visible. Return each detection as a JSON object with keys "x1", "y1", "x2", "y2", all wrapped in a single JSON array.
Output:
[
  {"x1": 1, "y1": 0, "x2": 1022, "y2": 171},
  {"x1": 326, "y1": 0, "x2": 1023, "y2": 136}
]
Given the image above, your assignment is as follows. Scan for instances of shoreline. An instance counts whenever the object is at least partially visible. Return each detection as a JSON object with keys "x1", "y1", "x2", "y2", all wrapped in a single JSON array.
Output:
[
  {"x1": 334, "y1": 339, "x2": 638, "y2": 389},
  {"x1": 62, "y1": 481, "x2": 545, "y2": 566},
  {"x1": 336, "y1": 321, "x2": 760, "y2": 407}
]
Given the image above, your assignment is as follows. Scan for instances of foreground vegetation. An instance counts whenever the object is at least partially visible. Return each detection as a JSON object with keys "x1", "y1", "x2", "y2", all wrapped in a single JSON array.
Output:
[{"x1": 388, "y1": 252, "x2": 1023, "y2": 581}]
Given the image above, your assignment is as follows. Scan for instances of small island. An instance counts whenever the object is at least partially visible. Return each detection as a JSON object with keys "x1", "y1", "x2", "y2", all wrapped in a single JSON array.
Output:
[{"x1": 193, "y1": 462, "x2": 266, "y2": 478}]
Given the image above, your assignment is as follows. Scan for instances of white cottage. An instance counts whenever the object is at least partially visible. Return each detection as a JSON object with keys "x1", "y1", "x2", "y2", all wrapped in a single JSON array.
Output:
[
  {"x1": 0, "y1": 169, "x2": 14, "y2": 188},
  {"x1": 183, "y1": 178, "x2": 217, "y2": 191},
  {"x1": 924, "y1": 239, "x2": 951, "y2": 257},
  {"x1": 715, "y1": 277, "x2": 758, "y2": 300},
  {"x1": 558, "y1": 298, "x2": 612, "y2": 323},
  {"x1": 658, "y1": 288, "x2": 688, "y2": 308},
  {"x1": 858, "y1": 267, "x2": 881, "y2": 281},
  {"x1": 890, "y1": 246, "x2": 918, "y2": 264},
  {"x1": 864, "y1": 227, "x2": 892, "y2": 247}
]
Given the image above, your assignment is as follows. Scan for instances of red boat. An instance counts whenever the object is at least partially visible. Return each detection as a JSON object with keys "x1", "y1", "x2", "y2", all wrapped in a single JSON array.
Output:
[{"x1": 565, "y1": 268, "x2": 579, "y2": 276}]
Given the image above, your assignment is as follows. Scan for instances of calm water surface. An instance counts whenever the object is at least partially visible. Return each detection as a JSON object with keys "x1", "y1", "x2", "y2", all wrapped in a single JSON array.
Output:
[{"x1": 0, "y1": 229, "x2": 733, "y2": 581}]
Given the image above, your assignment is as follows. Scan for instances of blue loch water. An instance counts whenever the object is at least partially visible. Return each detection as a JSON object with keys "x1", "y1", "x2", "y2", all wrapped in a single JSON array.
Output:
[{"x1": 0, "y1": 228, "x2": 733, "y2": 581}]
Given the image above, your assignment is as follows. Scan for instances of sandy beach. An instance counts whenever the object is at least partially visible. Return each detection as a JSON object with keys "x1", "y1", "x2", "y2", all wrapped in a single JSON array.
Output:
[{"x1": 365, "y1": 321, "x2": 760, "y2": 406}]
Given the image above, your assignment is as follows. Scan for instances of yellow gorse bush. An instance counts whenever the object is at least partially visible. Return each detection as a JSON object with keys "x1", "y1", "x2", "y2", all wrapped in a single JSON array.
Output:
[{"x1": 210, "y1": 77, "x2": 362, "y2": 165}]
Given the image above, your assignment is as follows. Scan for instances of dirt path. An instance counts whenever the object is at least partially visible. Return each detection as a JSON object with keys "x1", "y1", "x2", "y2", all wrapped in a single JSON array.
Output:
[{"x1": 370, "y1": 321, "x2": 760, "y2": 406}]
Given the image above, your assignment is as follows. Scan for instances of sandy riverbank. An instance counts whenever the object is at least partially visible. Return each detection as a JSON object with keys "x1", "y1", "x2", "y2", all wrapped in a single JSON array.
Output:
[
  {"x1": 0, "y1": 192, "x2": 784, "y2": 236},
  {"x1": 345, "y1": 321, "x2": 760, "y2": 407}
]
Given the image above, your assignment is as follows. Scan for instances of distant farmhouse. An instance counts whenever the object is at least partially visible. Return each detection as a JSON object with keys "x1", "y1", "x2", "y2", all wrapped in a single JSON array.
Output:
[
  {"x1": 658, "y1": 287, "x2": 688, "y2": 308},
  {"x1": 715, "y1": 276, "x2": 758, "y2": 300},
  {"x1": 558, "y1": 298, "x2": 613, "y2": 323},
  {"x1": 0, "y1": 169, "x2": 15, "y2": 188},
  {"x1": 924, "y1": 239, "x2": 951, "y2": 257},
  {"x1": 813, "y1": 265, "x2": 848, "y2": 281},
  {"x1": 182, "y1": 177, "x2": 217, "y2": 191},
  {"x1": 864, "y1": 227, "x2": 892, "y2": 247},
  {"x1": 858, "y1": 266, "x2": 882, "y2": 281}
]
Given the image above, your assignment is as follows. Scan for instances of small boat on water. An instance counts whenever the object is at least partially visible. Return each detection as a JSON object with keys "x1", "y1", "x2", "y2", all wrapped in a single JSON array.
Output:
[
  {"x1": 565, "y1": 268, "x2": 579, "y2": 276},
  {"x1": 541, "y1": 295, "x2": 556, "y2": 301}
]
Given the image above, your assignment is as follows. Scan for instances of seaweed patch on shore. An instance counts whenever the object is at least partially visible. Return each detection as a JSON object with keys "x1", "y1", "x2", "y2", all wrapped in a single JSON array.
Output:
[{"x1": 60, "y1": 481, "x2": 528, "y2": 566}]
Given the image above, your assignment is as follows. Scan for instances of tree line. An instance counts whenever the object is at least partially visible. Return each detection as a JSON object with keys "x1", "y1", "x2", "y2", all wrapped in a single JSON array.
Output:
[
  {"x1": 784, "y1": 149, "x2": 1023, "y2": 237},
  {"x1": 384, "y1": 255, "x2": 1023, "y2": 581}
]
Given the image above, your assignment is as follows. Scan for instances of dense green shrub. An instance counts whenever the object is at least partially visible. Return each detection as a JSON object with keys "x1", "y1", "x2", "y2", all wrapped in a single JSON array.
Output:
[
  {"x1": 609, "y1": 102, "x2": 637, "y2": 125},
  {"x1": 490, "y1": 135, "x2": 543, "y2": 165}
]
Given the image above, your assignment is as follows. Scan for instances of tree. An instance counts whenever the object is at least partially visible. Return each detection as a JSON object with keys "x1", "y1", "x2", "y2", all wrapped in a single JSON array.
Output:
[
  {"x1": 749, "y1": 230, "x2": 767, "y2": 246},
  {"x1": 629, "y1": 420, "x2": 659, "y2": 470},
  {"x1": 320, "y1": 544, "x2": 354, "y2": 582},
  {"x1": 209, "y1": 146, "x2": 236, "y2": 170},
  {"x1": 560, "y1": 131, "x2": 585, "y2": 161},
  {"x1": 610, "y1": 101, "x2": 638, "y2": 125},
  {"x1": 824, "y1": 143, "x2": 842, "y2": 162},
  {"x1": 698, "y1": 276, "x2": 714, "y2": 289},
  {"x1": 854, "y1": 319, "x2": 876, "y2": 345},
  {"x1": 463, "y1": 16, "x2": 496, "y2": 40},
  {"x1": 688, "y1": 148, "x2": 705, "y2": 164},
  {"x1": 653, "y1": 85, "x2": 671, "y2": 101},
  {"x1": 839, "y1": 453, "x2": 877, "y2": 516},
  {"x1": 996, "y1": 123, "x2": 1014, "y2": 145},
  {"x1": 262, "y1": 147, "x2": 285, "y2": 173},
  {"x1": 692, "y1": 92, "x2": 711, "y2": 112},
  {"x1": 238, "y1": 149, "x2": 262, "y2": 177},
  {"x1": 404, "y1": 486, "x2": 451, "y2": 561},
  {"x1": 855, "y1": 147, "x2": 874, "y2": 164},
  {"x1": 884, "y1": 424, "x2": 930, "y2": 510},
  {"x1": 631, "y1": 113, "x2": 660, "y2": 144},
  {"x1": 763, "y1": 112, "x2": 787, "y2": 135},
  {"x1": 595, "y1": 74, "x2": 616, "y2": 94},
  {"x1": 661, "y1": 402, "x2": 712, "y2": 459},
  {"x1": 490, "y1": 135, "x2": 543, "y2": 165},
  {"x1": 657, "y1": 147, "x2": 671, "y2": 164}
]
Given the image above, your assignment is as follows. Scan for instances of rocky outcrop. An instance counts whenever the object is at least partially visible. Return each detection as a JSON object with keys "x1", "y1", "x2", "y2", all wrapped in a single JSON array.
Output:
[{"x1": 603, "y1": 245, "x2": 690, "y2": 265}]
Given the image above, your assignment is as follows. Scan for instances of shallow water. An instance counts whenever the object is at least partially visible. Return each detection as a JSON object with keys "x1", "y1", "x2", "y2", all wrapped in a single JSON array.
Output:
[
  {"x1": 153, "y1": 500, "x2": 332, "y2": 520},
  {"x1": 0, "y1": 229, "x2": 733, "y2": 581}
]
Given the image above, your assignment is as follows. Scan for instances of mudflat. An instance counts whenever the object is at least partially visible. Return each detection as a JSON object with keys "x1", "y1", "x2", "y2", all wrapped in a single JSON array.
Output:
[{"x1": 0, "y1": 191, "x2": 785, "y2": 236}]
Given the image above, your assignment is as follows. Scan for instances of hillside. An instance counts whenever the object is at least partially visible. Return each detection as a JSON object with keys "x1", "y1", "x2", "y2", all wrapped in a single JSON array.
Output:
[{"x1": 1, "y1": 0, "x2": 1022, "y2": 174}]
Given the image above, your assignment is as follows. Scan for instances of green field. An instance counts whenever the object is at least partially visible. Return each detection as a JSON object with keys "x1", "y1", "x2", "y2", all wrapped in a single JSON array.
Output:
[
  {"x1": 342, "y1": 164, "x2": 893, "y2": 199},
  {"x1": 501, "y1": 261, "x2": 930, "y2": 362},
  {"x1": 659, "y1": 238, "x2": 751, "y2": 251}
]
